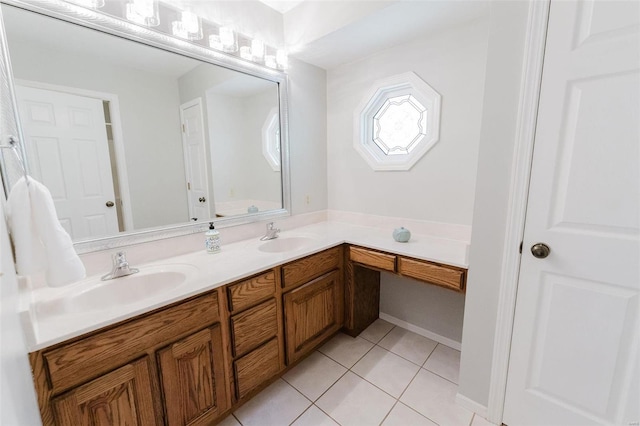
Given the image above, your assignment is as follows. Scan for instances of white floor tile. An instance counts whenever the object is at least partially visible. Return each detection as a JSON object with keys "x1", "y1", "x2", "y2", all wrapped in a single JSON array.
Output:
[
  {"x1": 292, "y1": 405, "x2": 340, "y2": 426},
  {"x1": 400, "y1": 369, "x2": 474, "y2": 426},
  {"x1": 318, "y1": 333, "x2": 374, "y2": 368},
  {"x1": 378, "y1": 327, "x2": 438, "y2": 365},
  {"x1": 471, "y1": 414, "x2": 498, "y2": 426},
  {"x1": 382, "y1": 402, "x2": 437, "y2": 426},
  {"x1": 423, "y1": 344, "x2": 461, "y2": 384},
  {"x1": 316, "y1": 371, "x2": 396, "y2": 426},
  {"x1": 233, "y1": 379, "x2": 311, "y2": 426},
  {"x1": 351, "y1": 346, "x2": 420, "y2": 398},
  {"x1": 283, "y1": 351, "x2": 347, "y2": 401},
  {"x1": 358, "y1": 318, "x2": 394, "y2": 343},
  {"x1": 216, "y1": 414, "x2": 241, "y2": 426}
]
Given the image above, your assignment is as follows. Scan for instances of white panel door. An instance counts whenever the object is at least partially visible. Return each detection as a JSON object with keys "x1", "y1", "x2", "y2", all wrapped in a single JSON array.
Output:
[
  {"x1": 15, "y1": 85, "x2": 118, "y2": 240},
  {"x1": 503, "y1": 1, "x2": 639, "y2": 425},
  {"x1": 180, "y1": 98, "x2": 210, "y2": 222}
]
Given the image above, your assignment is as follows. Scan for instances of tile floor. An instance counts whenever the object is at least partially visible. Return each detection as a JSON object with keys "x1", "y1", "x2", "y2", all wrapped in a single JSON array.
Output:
[{"x1": 220, "y1": 319, "x2": 494, "y2": 426}]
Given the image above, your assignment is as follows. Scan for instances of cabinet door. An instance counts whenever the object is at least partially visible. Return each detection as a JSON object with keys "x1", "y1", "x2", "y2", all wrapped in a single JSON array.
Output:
[
  {"x1": 157, "y1": 325, "x2": 228, "y2": 426},
  {"x1": 284, "y1": 270, "x2": 343, "y2": 364},
  {"x1": 52, "y1": 357, "x2": 158, "y2": 426}
]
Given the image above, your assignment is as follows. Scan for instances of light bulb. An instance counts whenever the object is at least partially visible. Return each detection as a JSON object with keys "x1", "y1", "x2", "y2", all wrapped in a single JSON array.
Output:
[
  {"x1": 276, "y1": 49, "x2": 288, "y2": 70},
  {"x1": 209, "y1": 35, "x2": 223, "y2": 50},
  {"x1": 126, "y1": 0, "x2": 159, "y2": 26},
  {"x1": 251, "y1": 39, "x2": 265, "y2": 61},
  {"x1": 69, "y1": 0, "x2": 105, "y2": 8},
  {"x1": 219, "y1": 26, "x2": 237, "y2": 52},
  {"x1": 265, "y1": 55, "x2": 277, "y2": 68},
  {"x1": 181, "y1": 11, "x2": 200, "y2": 35},
  {"x1": 240, "y1": 46, "x2": 252, "y2": 61}
]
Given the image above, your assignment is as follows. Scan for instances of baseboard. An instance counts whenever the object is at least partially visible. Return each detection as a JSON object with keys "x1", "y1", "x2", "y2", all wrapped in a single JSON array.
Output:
[
  {"x1": 455, "y1": 393, "x2": 490, "y2": 420},
  {"x1": 379, "y1": 312, "x2": 462, "y2": 351}
]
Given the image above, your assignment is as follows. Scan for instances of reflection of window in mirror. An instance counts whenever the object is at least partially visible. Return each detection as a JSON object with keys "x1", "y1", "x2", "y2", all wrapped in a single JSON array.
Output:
[
  {"x1": 355, "y1": 72, "x2": 441, "y2": 171},
  {"x1": 262, "y1": 107, "x2": 281, "y2": 171}
]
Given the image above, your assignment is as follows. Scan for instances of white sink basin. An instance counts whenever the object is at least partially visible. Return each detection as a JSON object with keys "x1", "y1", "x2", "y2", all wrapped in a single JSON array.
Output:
[
  {"x1": 258, "y1": 237, "x2": 315, "y2": 253},
  {"x1": 34, "y1": 264, "x2": 197, "y2": 318}
]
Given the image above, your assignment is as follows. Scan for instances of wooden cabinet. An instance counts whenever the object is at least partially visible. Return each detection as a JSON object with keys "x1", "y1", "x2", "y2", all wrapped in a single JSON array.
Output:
[
  {"x1": 281, "y1": 247, "x2": 344, "y2": 364},
  {"x1": 52, "y1": 357, "x2": 157, "y2": 426},
  {"x1": 284, "y1": 270, "x2": 344, "y2": 363},
  {"x1": 30, "y1": 243, "x2": 465, "y2": 426},
  {"x1": 30, "y1": 291, "x2": 229, "y2": 426},
  {"x1": 157, "y1": 326, "x2": 227, "y2": 425},
  {"x1": 344, "y1": 245, "x2": 467, "y2": 336}
]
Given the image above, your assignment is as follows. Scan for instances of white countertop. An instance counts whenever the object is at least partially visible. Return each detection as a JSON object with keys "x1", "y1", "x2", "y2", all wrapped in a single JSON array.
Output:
[{"x1": 20, "y1": 221, "x2": 469, "y2": 352}]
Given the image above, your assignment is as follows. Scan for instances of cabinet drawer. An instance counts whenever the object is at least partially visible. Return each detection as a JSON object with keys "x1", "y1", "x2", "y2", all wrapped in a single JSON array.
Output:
[
  {"x1": 349, "y1": 246, "x2": 396, "y2": 272},
  {"x1": 227, "y1": 271, "x2": 276, "y2": 312},
  {"x1": 282, "y1": 247, "x2": 341, "y2": 290},
  {"x1": 234, "y1": 338, "x2": 280, "y2": 399},
  {"x1": 43, "y1": 291, "x2": 219, "y2": 394},
  {"x1": 230, "y1": 298, "x2": 278, "y2": 357},
  {"x1": 398, "y1": 257, "x2": 466, "y2": 291}
]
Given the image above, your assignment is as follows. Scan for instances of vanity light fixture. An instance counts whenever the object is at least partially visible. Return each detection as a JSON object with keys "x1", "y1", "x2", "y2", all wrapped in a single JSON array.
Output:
[
  {"x1": 67, "y1": 0, "x2": 105, "y2": 9},
  {"x1": 125, "y1": 0, "x2": 159, "y2": 26}
]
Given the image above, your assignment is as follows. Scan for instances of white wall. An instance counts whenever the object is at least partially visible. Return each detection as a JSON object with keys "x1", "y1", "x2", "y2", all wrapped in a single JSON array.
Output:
[
  {"x1": 458, "y1": 0, "x2": 532, "y2": 408},
  {"x1": 325, "y1": 18, "x2": 489, "y2": 345},
  {"x1": 326, "y1": 18, "x2": 488, "y2": 225},
  {"x1": 8, "y1": 40, "x2": 188, "y2": 230},
  {"x1": 0, "y1": 198, "x2": 41, "y2": 425},
  {"x1": 381, "y1": 273, "x2": 466, "y2": 343},
  {"x1": 284, "y1": 1, "x2": 394, "y2": 49},
  {"x1": 288, "y1": 57, "x2": 328, "y2": 214}
]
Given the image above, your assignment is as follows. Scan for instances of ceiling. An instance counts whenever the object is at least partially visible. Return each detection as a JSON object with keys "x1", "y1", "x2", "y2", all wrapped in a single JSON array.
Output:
[
  {"x1": 258, "y1": 0, "x2": 305, "y2": 14},
  {"x1": 287, "y1": 1, "x2": 489, "y2": 69}
]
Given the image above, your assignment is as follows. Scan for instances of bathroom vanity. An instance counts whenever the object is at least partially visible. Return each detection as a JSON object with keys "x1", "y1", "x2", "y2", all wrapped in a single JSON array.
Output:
[{"x1": 22, "y1": 222, "x2": 468, "y2": 426}]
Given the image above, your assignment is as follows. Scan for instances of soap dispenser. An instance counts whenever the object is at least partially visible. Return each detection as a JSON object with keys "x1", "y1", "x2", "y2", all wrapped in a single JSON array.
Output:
[{"x1": 205, "y1": 222, "x2": 221, "y2": 254}]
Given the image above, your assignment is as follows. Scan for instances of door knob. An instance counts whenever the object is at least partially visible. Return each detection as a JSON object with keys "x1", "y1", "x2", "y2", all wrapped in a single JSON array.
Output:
[
  {"x1": 531, "y1": 243, "x2": 550, "y2": 259},
  {"x1": 199, "y1": 197, "x2": 206, "y2": 203},
  {"x1": 106, "y1": 201, "x2": 115, "y2": 207}
]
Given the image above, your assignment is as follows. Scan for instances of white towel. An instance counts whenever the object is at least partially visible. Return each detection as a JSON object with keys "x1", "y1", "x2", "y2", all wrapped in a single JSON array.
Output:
[{"x1": 5, "y1": 177, "x2": 85, "y2": 287}]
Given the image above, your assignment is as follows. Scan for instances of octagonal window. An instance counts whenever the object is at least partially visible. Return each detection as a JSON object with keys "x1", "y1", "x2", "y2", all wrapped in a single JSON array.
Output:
[
  {"x1": 373, "y1": 95, "x2": 427, "y2": 156},
  {"x1": 354, "y1": 72, "x2": 441, "y2": 171},
  {"x1": 262, "y1": 107, "x2": 280, "y2": 171}
]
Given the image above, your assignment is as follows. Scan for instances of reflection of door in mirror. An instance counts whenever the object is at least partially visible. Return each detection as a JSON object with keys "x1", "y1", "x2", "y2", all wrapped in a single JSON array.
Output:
[
  {"x1": 180, "y1": 98, "x2": 210, "y2": 222},
  {"x1": 15, "y1": 84, "x2": 127, "y2": 240},
  {"x1": 2, "y1": 3, "x2": 286, "y2": 245}
]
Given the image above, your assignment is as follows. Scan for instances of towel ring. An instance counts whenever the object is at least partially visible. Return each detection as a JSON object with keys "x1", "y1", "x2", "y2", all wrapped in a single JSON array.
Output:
[{"x1": 0, "y1": 135, "x2": 29, "y2": 185}]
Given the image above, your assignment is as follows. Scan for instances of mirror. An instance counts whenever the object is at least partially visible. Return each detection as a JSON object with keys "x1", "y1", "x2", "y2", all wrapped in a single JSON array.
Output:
[{"x1": 0, "y1": 1, "x2": 290, "y2": 251}]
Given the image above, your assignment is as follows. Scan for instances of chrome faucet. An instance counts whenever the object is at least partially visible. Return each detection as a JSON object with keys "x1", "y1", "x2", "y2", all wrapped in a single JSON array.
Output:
[
  {"x1": 260, "y1": 222, "x2": 280, "y2": 241},
  {"x1": 101, "y1": 251, "x2": 139, "y2": 281}
]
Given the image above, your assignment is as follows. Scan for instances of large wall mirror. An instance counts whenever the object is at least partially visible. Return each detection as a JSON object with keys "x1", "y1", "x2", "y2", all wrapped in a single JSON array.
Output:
[{"x1": 0, "y1": 0, "x2": 290, "y2": 252}]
